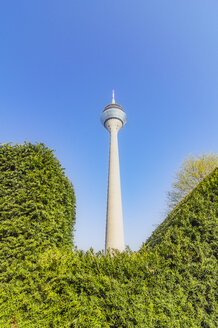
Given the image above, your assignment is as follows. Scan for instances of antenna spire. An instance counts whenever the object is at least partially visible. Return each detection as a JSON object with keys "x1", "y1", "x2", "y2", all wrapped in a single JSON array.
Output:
[{"x1": 112, "y1": 89, "x2": 115, "y2": 104}]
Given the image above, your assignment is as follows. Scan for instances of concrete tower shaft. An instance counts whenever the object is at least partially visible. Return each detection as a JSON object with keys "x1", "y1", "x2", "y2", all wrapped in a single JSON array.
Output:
[
  {"x1": 101, "y1": 91, "x2": 127, "y2": 252},
  {"x1": 105, "y1": 118, "x2": 124, "y2": 251}
]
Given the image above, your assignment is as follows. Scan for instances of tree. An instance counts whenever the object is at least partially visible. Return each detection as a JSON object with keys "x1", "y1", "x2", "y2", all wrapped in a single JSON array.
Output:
[{"x1": 167, "y1": 153, "x2": 218, "y2": 210}]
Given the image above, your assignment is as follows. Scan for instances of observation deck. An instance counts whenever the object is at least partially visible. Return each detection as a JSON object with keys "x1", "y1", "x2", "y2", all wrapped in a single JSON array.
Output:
[{"x1": 101, "y1": 91, "x2": 127, "y2": 127}]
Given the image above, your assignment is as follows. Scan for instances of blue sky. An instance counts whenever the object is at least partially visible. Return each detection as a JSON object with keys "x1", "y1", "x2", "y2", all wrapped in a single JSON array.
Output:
[{"x1": 0, "y1": 0, "x2": 217, "y2": 251}]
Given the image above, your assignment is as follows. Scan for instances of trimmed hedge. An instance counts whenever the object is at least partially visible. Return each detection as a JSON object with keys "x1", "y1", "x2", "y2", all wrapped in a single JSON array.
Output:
[
  {"x1": 145, "y1": 167, "x2": 218, "y2": 250},
  {"x1": 0, "y1": 143, "x2": 76, "y2": 263},
  {"x1": 0, "y1": 150, "x2": 217, "y2": 327}
]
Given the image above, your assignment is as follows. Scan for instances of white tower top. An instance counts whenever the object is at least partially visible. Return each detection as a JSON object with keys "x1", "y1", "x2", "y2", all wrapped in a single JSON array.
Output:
[
  {"x1": 101, "y1": 92, "x2": 127, "y2": 128},
  {"x1": 112, "y1": 89, "x2": 115, "y2": 104}
]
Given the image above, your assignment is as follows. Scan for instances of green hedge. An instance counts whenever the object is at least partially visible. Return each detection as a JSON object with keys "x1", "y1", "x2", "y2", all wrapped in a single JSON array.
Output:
[
  {"x1": 0, "y1": 151, "x2": 217, "y2": 327},
  {"x1": 0, "y1": 143, "x2": 76, "y2": 263}
]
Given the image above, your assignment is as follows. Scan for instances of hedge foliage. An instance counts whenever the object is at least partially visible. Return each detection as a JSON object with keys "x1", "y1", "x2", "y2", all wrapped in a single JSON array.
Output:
[
  {"x1": 0, "y1": 146, "x2": 217, "y2": 327},
  {"x1": 0, "y1": 143, "x2": 76, "y2": 263}
]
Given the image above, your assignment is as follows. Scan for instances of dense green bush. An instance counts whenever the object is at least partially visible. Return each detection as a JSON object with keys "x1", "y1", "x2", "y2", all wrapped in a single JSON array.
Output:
[
  {"x1": 0, "y1": 147, "x2": 217, "y2": 327},
  {"x1": 0, "y1": 143, "x2": 76, "y2": 263}
]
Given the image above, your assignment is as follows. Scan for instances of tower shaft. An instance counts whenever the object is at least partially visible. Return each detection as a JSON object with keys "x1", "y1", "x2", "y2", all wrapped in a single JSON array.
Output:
[{"x1": 105, "y1": 119, "x2": 124, "y2": 251}]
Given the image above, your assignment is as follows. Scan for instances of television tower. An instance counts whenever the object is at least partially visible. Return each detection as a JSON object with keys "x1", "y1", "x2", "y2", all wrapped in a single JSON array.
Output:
[{"x1": 101, "y1": 90, "x2": 127, "y2": 252}]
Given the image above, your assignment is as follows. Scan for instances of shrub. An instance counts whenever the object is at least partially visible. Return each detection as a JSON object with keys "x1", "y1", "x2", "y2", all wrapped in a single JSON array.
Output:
[{"x1": 0, "y1": 143, "x2": 76, "y2": 264}]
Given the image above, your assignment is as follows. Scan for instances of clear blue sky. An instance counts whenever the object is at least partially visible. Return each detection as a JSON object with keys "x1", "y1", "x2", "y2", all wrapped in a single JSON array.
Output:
[{"x1": 0, "y1": 1, "x2": 217, "y2": 251}]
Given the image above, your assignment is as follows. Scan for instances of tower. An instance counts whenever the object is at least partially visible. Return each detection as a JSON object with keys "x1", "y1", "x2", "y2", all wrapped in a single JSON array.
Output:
[{"x1": 101, "y1": 90, "x2": 127, "y2": 252}]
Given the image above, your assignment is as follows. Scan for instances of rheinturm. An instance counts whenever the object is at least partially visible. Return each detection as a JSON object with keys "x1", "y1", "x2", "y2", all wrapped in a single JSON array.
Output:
[{"x1": 101, "y1": 90, "x2": 127, "y2": 252}]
